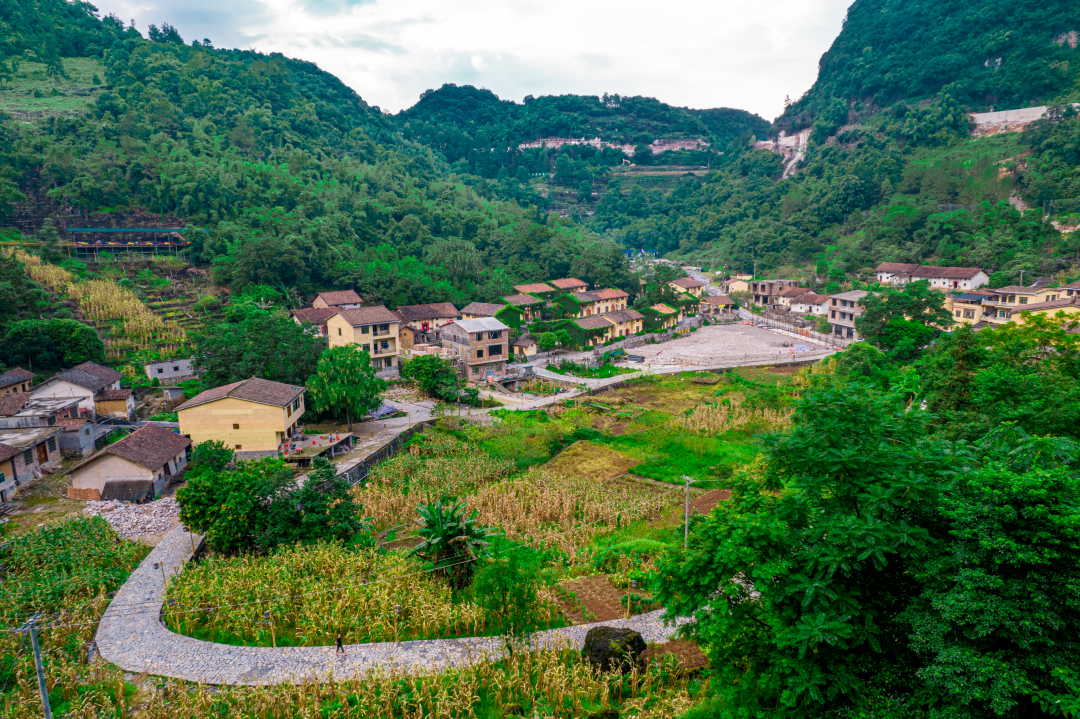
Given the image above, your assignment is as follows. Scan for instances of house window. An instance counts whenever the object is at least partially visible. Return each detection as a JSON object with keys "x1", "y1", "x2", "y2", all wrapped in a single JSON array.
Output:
[
  {"x1": 47, "y1": 438, "x2": 56, "y2": 452},
  {"x1": 233, "y1": 423, "x2": 240, "y2": 429},
  {"x1": 1019, "y1": 297, "x2": 1028, "y2": 305},
  {"x1": 476, "y1": 348, "x2": 484, "y2": 358},
  {"x1": 235, "y1": 445, "x2": 242, "y2": 450},
  {"x1": 362, "y1": 325, "x2": 370, "y2": 334},
  {"x1": 488, "y1": 344, "x2": 502, "y2": 356},
  {"x1": 955, "y1": 310, "x2": 961, "y2": 317},
  {"x1": 362, "y1": 343, "x2": 371, "y2": 353},
  {"x1": 287, "y1": 405, "x2": 292, "y2": 417},
  {"x1": 22, "y1": 449, "x2": 32, "y2": 465},
  {"x1": 173, "y1": 366, "x2": 179, "y2": 372},
  {"x1": 158, "y1": 368, "x2": 164, "y2": 374},
  {"x1": 472, "y1": 365, "x2": 479, "y2": 375},
  {"x1": 338, "y1": 327, "x2": 343, "y2": 336}
]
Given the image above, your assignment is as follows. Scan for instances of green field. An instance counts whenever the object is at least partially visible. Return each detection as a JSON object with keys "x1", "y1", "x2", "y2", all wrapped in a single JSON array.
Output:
[{"x1": 0, "y1": 58, "x2": 105, "y2": 116}]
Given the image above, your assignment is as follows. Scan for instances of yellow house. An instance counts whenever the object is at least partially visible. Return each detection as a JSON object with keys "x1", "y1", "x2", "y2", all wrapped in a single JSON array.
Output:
[
  {"x1": 603, "y1": 308, "x2": 645, "y2": 338},
  {"x1": 326, "y1": 306, "x2": 401, "y2": 372},
  {"x1": 0, "y1": 368, "x2": 34, "y2": 396},
  {"x1": 1008, "y1": 297, "x2": 1080, "y2": 325},
  {"x1": 177, "y1": 377, "x2": 306, "y2": 453},
  {"x1": 0, "y1": 443, "x2": 18, "y2": 503},
  {"x1": 724, "y1": 279, "x2": 750, "y2": 294},
  {"x1": 668, "y1": 277, "x2": 705, "y2": 298},
  {"x1": 650, "y1": 303, "x2": 680, "y2": 329}
]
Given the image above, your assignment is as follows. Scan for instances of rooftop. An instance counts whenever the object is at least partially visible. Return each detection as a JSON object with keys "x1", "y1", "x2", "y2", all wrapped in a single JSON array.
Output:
[
  {"x1": 0, "y1": 425, "x2": 61, "y2": 448},
  {"x1": 335, "y1": 305, "x2": 400, "y2": 327},
  {"x1": 69, "y1": 424, "x2": 191, "y2": 474},
  {"x1": 395, "y1": 302, "x2": 460, "y2": 322},
  {"x1": 911, "y1": 266, "x2": 985, "y2": 279},
  {"x1": 0, "y1": 392, "x2": 30, "y2": 416},
  {"x1": 460, "y1": 301, "x2": 505, "y2": 316},
  {"x1": 592, "y1": 288, "x2": 630, "y2": 300},
  {"x1": 96, "y1": 388, "x2": 133, "y2": 402},
  {"x1": 990, "y1": 285, "x2": 1041, "y2": 294},
  {"x1": 52, "y1": 362, "x2": 123, "y2": 391},
  {"x1": 512, "y1": 282, "x2": 555, "y2": 295},
  {"x1": 0, "y1": 368, "x2": 35, "y2": 389},
  {"x1": 0, "y1": 443, "x2": 20, "y2": 462},
  {"x1": 315, "y1": 289, "x2": 363, "y2": 306},
  {"x1": 702, "y1": 294, "x2": 734, "y2": 304},
  {"x1": 875, "y1": 262, "x2": 921, "y2": 273},
  {"x1": 831, "y1": 290, "x2": 870, "y2": 301},
  {"x1": 177, "y1": 377, "x2": 305, "y2": 411},
  {"x1": 603, "y1": 308, "x2": 645, "y2": 323},
  {"x1": 1009, "y1": 297, "x2": 1080, "y2": 314},
  {"x1": 502, "y1": 293, "x2": 544, "y2": 307},
  {"x1": 574, "y1": 315, "x2": 615, "y2": 330},
  {"x1": 670, "y1": 277, "x2": 706, "y2": 289},
  {"x1": 291, "y1": 307, "x2": 338, "y2": 324},
  {"x1": 549, "y1": 278, "x2": 588, "y2": 290},
  {"x1": 0, "y1": 395, "x2": 81, "y2": 418},
  {"x1": 650, "y1": 303, "x2": 678, "y2": 314},
  {"x1": 451, "y1": 317, "x2": 510, "y2": 333}
]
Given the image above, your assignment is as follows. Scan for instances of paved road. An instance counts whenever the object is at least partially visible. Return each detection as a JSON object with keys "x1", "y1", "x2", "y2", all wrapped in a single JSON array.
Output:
[{"x1": 95, "y1": 526, "x2": 689, "y2": 685}]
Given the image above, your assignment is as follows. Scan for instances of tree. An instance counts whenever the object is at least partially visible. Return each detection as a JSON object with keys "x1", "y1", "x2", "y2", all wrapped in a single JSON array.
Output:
[
  {"x1": 554, "y1": 329, "x2": 572, "y2": 348},
  {"x1": 409, "y1": 499, "x2": 497, "y2": 590},
  {"x1": 261, "y1": 456, "x2": 367, "y2": 549},
  {"x1": 0, "y1": 318, "x2": 105, "y2": 371},
  {"x1": 655, "y1": 381, "x2": 957, "y2": 716},
  {"x1": 305, "y1": 344, "x2": 385, "y2": 431},
  {"x1": 191, "y1": 311, "x2": 325, "y2": 388},
  {"x1": 400, "y1": 354, "x2": 475, "y2": 403},
  {"x1": 856, "y1": 281, "x2": 953, "y2": 357},
  {"x1": 472, "y1": 537, "x2": 547, "y2": 635},
  {"x1": 536, "y1": 332, "x2": 557, "y2": 352}
]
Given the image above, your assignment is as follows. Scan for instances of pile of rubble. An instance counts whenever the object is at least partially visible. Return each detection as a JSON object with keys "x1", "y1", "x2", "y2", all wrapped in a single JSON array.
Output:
[
  {"x1": 383, "y1": 385, "x2": 427, "y2": 403},
  {"x1": 83, "y1": 497, "x2": 180, "y2": 540}
]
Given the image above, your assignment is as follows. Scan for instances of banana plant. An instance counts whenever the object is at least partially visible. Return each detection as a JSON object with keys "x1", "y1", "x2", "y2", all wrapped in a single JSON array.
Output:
[{"x1": 408, "y1": 500, "x2": 497, "y2": 590}]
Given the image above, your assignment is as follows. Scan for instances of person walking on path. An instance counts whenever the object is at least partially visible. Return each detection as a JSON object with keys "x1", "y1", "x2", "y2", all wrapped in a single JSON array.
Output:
[{"x1": 335, "y1": 631, "x2": 346, "y2": 657}]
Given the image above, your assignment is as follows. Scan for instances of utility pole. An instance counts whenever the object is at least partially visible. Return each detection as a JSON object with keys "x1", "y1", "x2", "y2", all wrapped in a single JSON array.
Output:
[
  {"x1": 18, "y1": 612, "x2": 52, "y2": 719},
  {"x1": 1019, "y1": 269, "x2": 1025, "y2": 286},
  {"x1": 681, "y1": 475, "x2": 692, "y2": 549}
]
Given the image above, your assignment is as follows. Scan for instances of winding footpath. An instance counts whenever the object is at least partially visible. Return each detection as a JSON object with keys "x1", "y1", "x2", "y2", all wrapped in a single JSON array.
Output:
[{"x1": 95, "y1": 526, "x2": 689, "y2": 685}]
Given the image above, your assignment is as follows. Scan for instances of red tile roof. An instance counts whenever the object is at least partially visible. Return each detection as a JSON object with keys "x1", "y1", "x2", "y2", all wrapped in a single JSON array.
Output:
[
  {"x1": 502, "y1": 293, "x2": 544, "y2": 306},
  {"x1": 513, "y1": 282, "x2": 556, "y2": 295},
  {"x1": 96, "y1": 389, "x2": 132, "y2": 401},
  {"x1": 460, "y1": 302, "x2": 505, "y2": 317},
  {"x1": 335, "y1": 306, "x2": 400, "y2": 326},
  {"x1": 177, "y1": 377, "x2": 305, "y2": 411},
  {"x1": 574, "y1": 316, "x2": 614, "y2": 330},
  {"x1": 911, "y1": 266, "x2": 985, "y2": 279},
  {"x1": 0, "y1": 443, "x2": 19, "y2": 462},
  {"x1": 875, "y1": 262, "x2": 921, "y2": 273},
  {"x1": 650, "y1": 303, "x2": 678, "y2": 314},
  {"x1": 671, "y1": 277, "x2": 705, "y2": 289},
  {"x1": 549, "y1": 278, "x2": 588, "y2": 290},
  {"x1": 315, "y1": 290, "x2": 363, "y2": 306},
  {"x1": 0, "y1": 392, "x2": 30, "y2": 416},
  {"x1": 592, "y1": 288, "x2": 630, "y2": 300},
  {"x1": 68, "y1": 424, "x2": 191, "y2": 474},
  {"x1": 395, "y1": 303, "x2": 459, "y2": 321}
]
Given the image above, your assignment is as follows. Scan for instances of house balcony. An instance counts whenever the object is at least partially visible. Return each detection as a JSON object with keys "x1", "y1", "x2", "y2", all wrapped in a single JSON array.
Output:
[
  {"x1": 372, "y1": 329, "x2": 392, "y2": 337},
  {"x1": 981, "y1": 300, "x2": 1019, "y2": 308}
]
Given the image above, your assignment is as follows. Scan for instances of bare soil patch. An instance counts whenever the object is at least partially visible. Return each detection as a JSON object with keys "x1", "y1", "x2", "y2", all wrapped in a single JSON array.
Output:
[
  {"x1": 561, "y1": 575, "x2": 648, "y2": 623},
  {"x1": 546, "y1": 441, "x2": 637, "y2": 481},
  {"x1": 641, "y1": 640, "x2": 709, "y2": 670}
]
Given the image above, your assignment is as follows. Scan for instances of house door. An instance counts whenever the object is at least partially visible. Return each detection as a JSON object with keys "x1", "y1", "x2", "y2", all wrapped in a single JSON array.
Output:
[
  {"x1": 36, "y1": 443, "x2": 47, "y2": 464},
  {"x1": 486, "y1": 366, "x2": 494, "y2": 379}
]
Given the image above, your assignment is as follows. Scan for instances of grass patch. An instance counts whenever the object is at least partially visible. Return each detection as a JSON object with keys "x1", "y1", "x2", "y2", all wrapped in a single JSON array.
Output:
[
  {"x1": 547, "y1": 360, "x2": 638, "y2": 379},
  {"x1": 0, "y1": 58, "x2": 105, "y2": 116}
]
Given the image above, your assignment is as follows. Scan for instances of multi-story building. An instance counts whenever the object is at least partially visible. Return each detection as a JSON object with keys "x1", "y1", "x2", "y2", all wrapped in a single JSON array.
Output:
[
  {"x1": 549, "y1": 278, "x2": 589, "y2": 293},
  {"x1": 177, "y1": 377, "x2": 305, "y2": 454},
  {"x1": 981, "y1": 285, "x2": 1065, "y2": 324},
  {"x1": 568, "y1": 289, "x2": 630, "y2": 317},
  {"x1": 751, "y1": 280, "x2": 802, "y2": 307},
  {"x1": 1008, "y1": 297, "x2": 1080, "y2": 324},
  {"x1": 439, "y1": 318, "x2": 510, "y2": 382},
  {"x1": 828, "y1": 290, "x2": 870, "y2": 339},
  {"x1": 501, "y1": 294, "x2": 545, "y2": 322},
  {"x1": 326, "y1": 306, "x2": 401, "y2": 372}
]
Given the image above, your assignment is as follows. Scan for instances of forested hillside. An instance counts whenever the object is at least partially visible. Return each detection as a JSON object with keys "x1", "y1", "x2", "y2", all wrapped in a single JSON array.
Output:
[{"x1": 0, "y1": 0, "x2": 635, "y2": 313}]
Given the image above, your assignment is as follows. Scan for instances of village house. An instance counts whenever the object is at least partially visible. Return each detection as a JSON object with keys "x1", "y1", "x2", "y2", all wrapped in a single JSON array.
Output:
[
  {"x1": 751, "y1": 280, "x2": 802, "y2": 307},
  {"x1": 0, "y1": 368, "x2": 35, "y2": 396},
  {"x1": 177, "y1": 377, "x2": 305, "y2": 455},
  {"x1": 0, "y1": 424, "x2": 62, "y2": 483},
  {"x1": 439, "y1": 318, "x2": 510, "y2": 382},
  {"x1": 1008, "y1": 296, "x2": 1080, "y2": 324},
  {"x1": 0, "y1": 393, "x2": 94, "y2": 456},
  {"x1": 143, "y1": 358, "x2": 195, "y2": 384},
  {"x1": 326, "y1": 306, "x2": 401, "y2": 372},
  {"x1": 67, "y1": 424, "x2": 191, "y2": 502},
  {"x1": 574, "y1": 315, "x2": 617, "y2": 346},
  {"x1": 981, "y1": 285, "x2": 1065, "y2": 324},
  {"x1": 1065, "y1": 280, "x2": 1080, "y2": 298},
  {"x1": 603, "y1": 308, "x2": 645, "y2": 337},
  {"x1": 501, "y1": 294, "x2": 545, "y2": 322},
  {"x1": 668, "y1": 277, "x2": 706, "y2": 298},
  {"x1": 512, "y1": 282, "x2": 556, "y2": 299},
  {"x1": 789, "y1": 291, "x2": 830, "y2": 316},
  {"x1": 875, "y1": 263, "x2": 921, "y2": 285},
  {"x1": 570, "y1": 288, "x2": 630, "y2": 317},
  {"x1": 31, "y1": 362, "x2": 124, "y2": 420},
  {"x1": 395, "y1": 302, "x2": 460, "y2": 333},
  {"x1": 874, "y1": 263, "x2": 990, "y2": 290},
  {"x1": 722, "y1": 277, "x2": 750, "y2": 294},
  {"x1": 311, "y1": 290, "x2": 364, "y2": 310},
  {"x1": 650, "y1": 303, "x2": 680, "y2": 329},
  {"x1": 946, "y1": 292, "x2": 993, "y2": 325},
  {"x1": 701, "y1": 295, "x2": 737, "y2": 314},
  {"x1": 511, "y1": 337, "x2": 538, "y2": 362},
  {"x1": 290, "y1": 307, "x2": 338, "y2": 337},
  {"x1": 460, "y1": 301, "x2": 505, "y2": 319},
  {"x1": 773, "y1": 286, "x2": 811, "y2": 309},
  {"x1": 829, "y1": 290, "x2": 870, "y2": 339},
  {"x1": 549, "y1": 277, "x2": 589, "y2": 293}
]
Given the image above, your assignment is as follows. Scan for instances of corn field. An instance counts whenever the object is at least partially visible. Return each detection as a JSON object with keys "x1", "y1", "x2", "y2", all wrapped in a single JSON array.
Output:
[
  {"x1": 67, "y1": 279, "x2": 186, "y2": 346},
  {"x1": 677, "y1": 402, "x2": 793, "y2": 435},
  {"x1": 2, "y1": 630, "x2": 696, "y2": 719},
  {"x1": 165, "y1": 543, "x2": 561, "y2": 646},
  {"x1": 7, "y1": 248, "x2": 75, "y2": 291}
]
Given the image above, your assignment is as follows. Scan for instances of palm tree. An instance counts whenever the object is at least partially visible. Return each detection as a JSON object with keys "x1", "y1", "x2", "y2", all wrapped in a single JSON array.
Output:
[{"x1": 408, "y1": 500, "x2": 496, "y2": 590}]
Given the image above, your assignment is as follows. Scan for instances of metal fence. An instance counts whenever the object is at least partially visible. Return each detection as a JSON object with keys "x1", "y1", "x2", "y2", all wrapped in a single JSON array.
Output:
[
  {"x1": 756, "y1": 312, "x2": 854, "y2": 348},
  {"x1": 667, "y1": 348, "x2": 838, "y2": 367}
]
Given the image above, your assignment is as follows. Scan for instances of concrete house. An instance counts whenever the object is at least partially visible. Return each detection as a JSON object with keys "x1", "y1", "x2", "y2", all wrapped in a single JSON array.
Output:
[
  {"x1": 0, "y1": 425, "x2": 61, "y2": 480},
  {"x1": 460, "y1": 301, "x2": 505, "y2": 319},
  {"x1": 829, "y1": 290, "x2": 870, "y2": 339},
  {"x1": 0, "y1": 393, "x2": 93, "y2": 456},
  {"x1": 31, "y1": 362, "x2": 124, "y2": 419},
  {"x1": 67, "y1": 424, "x2": 191, "y2": 502},
  {"x1": 669, "y1": 277, "x2": 706, "y2": 298},
  {"x1": 440, "y1": 318, "x2": 510, "y2": 382},
  {"x1": 290, "y1": 307, "x2": 337, "y2": 337},
  {"x1": 143, "y1": 358, "x2": 195, "y2": 383},
  {"x1": 0, "y1": 368, "x2": 35, "y2": 396},
  {"x1": 326, "y1": 306, "x2": 401, "y2": 372},
  {"x1": 981, "y1": 285, "x2": 1066, "y2": 324},
  {"x1": 511, "y1": 337, "x2": 538, "y2": 361},
  {"x1": 912, "y1": 266, "x2": 989, "y2": 291},
  {"x1": 570, "y1": 289, "x2": 630, "y2": 317},
  {"x1": 1008, "y1": 296, "x2": 1080, "y2": 324},
  {"x1": 549, "y1": 278, "x2": 589, "y2": 293},
  {"x1": 395, "y1": 302, "x2": 459, "y2": 332},
  {"x1": 751, "y1": 280, "x2": 802, "y2": 307},
  {"x1": 312, "y1": 290, "x2": 364, "y2": 310},
  {"x1": 177, "y1": 377, "x2": 306, "y2": 454}
]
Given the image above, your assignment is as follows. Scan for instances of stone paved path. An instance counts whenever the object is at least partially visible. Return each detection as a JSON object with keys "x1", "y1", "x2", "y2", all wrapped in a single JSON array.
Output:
[{"x1": 96, "y1": 526, "x2": 689, "y2": 686}]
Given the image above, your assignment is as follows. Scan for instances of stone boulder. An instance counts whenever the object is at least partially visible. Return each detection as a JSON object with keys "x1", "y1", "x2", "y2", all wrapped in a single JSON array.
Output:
[{"x1": 581, "y1": 626, "x2": 647, "y2": 673}]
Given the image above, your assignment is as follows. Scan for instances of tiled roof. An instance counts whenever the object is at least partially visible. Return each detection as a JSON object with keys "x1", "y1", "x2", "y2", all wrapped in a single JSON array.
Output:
[
  {"x1": 291, "y1": 308, "x2": 337, "y2": 325},
  {"x1": 911, "y1": 266, "x2": 985, "y2": 279},
  {"x1": 776, "y1": 286, "x2": 809, "y2": 297},
  {"x1": 55, "y1": 362, "x2": 123, "y2": 391},
  {"x1": 96, "y1": 389, "x2": 132, "y2": 401},
  {"x1": 502, "y1": 293, "x2": 544, "y2": 306},
  {"x1": 574, "y1": 316, "x2": 614, "y2": 330},
  {"x1": 549, "y1": 278, "x2": 588, "y2": 290},
  {"x1": 703, "y1": 294, "x2": 734, "y2": 305},
  {"x1": 100, "y1": 479, "x2": 156, "y2": 501},
  {"x1": 989, "y1": 285, "x2": 1040, "y2": 294},
  {"x1": 792, "y1": 292, "x2": 830, "y2": 304},
  {"x1": 513, "y1": 282, "x2": 555, "y2": 295},
  {"x1": 574, "y1": 291, "x2": 601, "y2": 303},
  {"x1": 177, "y1": 377, "x2": 305, "y2": 411},
  {"x1": 0, "y1": 368, "x2": 35, "y2": 389},
  {"x1": 650, "y1": 303, "x2": 678, "y2": 314},
  {"x1": 875, "y1": 262, "x2": 921, "y2": 273},
  {"x1": 603, "y1": 309, "x2": 645, "y2": 323},
  {"x1": 315, "y1": 290, "x2": 362, "y2": 306},
  {"x1": 460, "y1": 302, "x2": 505, "y2": 317},
  {"x1": 0, "y1": 392, "x2": 30, "y2": 416},
  {"x1": 0, "y1": 443, "x2": 20, "y2": 462},
  {"x1": 56, "y1": 417, "x2": 89, "y2": 431},
  {"x1": 1009, "y1": 297, "x2": 1080, "y2": 314},
  {"x1": 671, "y1": 277, "x2": 705, "y2": 289},
  {"x1": 1064, "y1": 280, "x2": 1080, "y2": 289},
  {"x1": 511, "y1": 338, "x2": 537, "y2": 347},
  {"x1": 592, "y1": 288, "x2": 630, "y2": 300},
  {"x1": 335, "y1": 306, "x2": 400, "y2": 326},
  {"x1": 395, "y1": 302, "x2": 459, "y2": 321}
]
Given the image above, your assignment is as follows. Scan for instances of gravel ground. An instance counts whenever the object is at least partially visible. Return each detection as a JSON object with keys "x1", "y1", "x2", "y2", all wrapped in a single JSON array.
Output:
[
  {"x1": 83, "y1": 497, "x2": 180, "y2": 540},
  {"x1": 629, "y1": 323, "x2": 827, "y2": 365}
]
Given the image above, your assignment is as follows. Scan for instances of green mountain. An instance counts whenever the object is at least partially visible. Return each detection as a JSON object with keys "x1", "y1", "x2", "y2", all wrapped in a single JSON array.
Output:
[{"x1": 395, "y1": 83, "x2": 769, "y2": 178}]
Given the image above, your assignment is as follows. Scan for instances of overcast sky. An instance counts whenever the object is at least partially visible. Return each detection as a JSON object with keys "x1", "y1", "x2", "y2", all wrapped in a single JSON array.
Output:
[{"x1": 91, "y1": 0, "x2": 851, "y2": 121}]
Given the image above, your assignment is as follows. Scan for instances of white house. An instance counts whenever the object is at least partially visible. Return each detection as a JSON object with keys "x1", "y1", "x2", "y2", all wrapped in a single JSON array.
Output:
[
  {"x1": 789, "y1": 292, "x2": 831, "y2": 315},
  {"x1": 32, "y1": 362, "x2": 124, "y2": 419},
  {"x1": 875, "y1": 263, "x2": 921, "y2": 285},
  {"x1": 911, "y1": 266, "x2": 990, "y2": 290},
  {"x1": 143, "y1": 358, "x2": 195, "y2": 383}
]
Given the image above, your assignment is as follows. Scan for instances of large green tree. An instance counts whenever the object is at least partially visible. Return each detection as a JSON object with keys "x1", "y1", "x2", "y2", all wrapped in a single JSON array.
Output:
[
  {"x1": 856, "y1": 280, "x2": 953, "y2": 358},
  {"x1": 305, "y1": 344, "x2": 385, "y2": 431},
  {"x1": 191, "y1": 311, "x2": 325, "y2": 388},
  {"x1": 1, "y1": 318, "x2": 105, "y2": 371}
]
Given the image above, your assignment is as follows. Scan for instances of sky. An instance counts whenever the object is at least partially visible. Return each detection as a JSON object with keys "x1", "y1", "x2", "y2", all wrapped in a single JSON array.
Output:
[{"x1": 90, "y1": 0, "x2": 852, "y2": 121}]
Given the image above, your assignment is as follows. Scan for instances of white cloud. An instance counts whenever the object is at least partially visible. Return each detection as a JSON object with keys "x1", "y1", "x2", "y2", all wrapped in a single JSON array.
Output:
[{"x1": 91, "y1": 0, "x2": 851, "y2": 120}]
